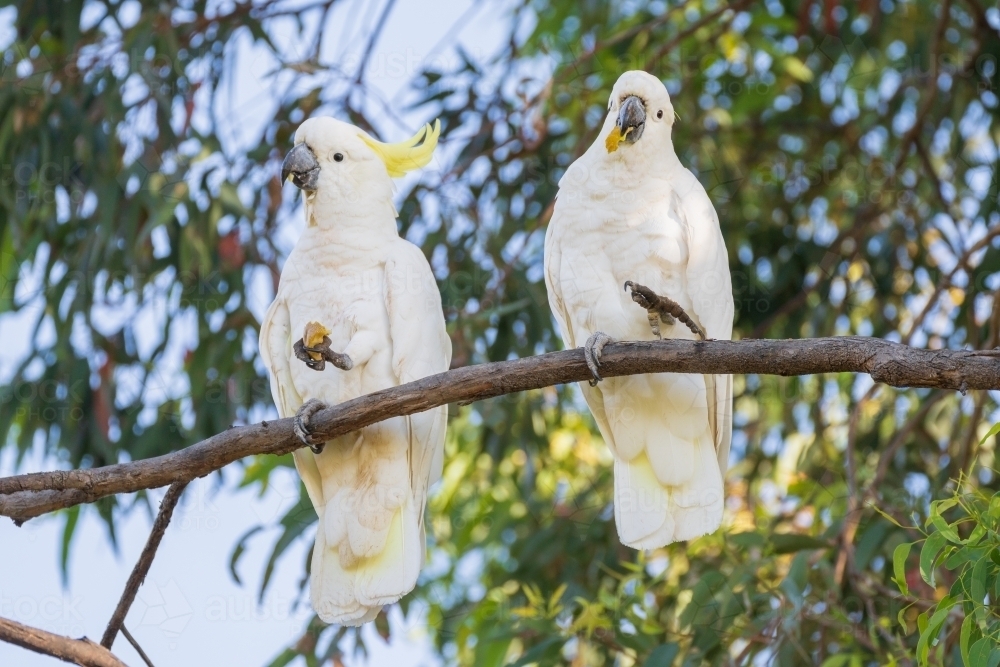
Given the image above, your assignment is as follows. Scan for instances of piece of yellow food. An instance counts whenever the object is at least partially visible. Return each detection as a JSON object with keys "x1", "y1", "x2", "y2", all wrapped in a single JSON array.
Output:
[
  {"x1": 605, "y1": 126, "x2": 633, "y2": 153},
  {"x1": 303, "y1": 322, "x2": 331, "y2": 360}
]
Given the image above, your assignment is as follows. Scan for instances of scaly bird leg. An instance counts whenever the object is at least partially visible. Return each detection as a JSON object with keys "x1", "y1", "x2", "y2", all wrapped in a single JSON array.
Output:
[
  {"x1": 294, "y1": 398, "x2": 327, "y2": 454},
  {"x1": 624, "y1": 281, "x2": 706, "y2": 340},
  {"x1": 583, "y1": 331, "x2": 614, "y2": 387},
  {"x1": 293, "y1": 336, "x2": 354, "y2": 372}
]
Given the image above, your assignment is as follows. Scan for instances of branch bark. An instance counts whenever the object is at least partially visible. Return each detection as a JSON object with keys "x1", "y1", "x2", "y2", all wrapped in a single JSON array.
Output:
[
  {"x1": 0, "y1": 616, "x2": 128, "y2": 667},
  {"x1": 101, "y1": 481, "x2": 188, "y2": 650},
  {"x1": 1, "y1": 336, "x2": 998, "y2": 523}
]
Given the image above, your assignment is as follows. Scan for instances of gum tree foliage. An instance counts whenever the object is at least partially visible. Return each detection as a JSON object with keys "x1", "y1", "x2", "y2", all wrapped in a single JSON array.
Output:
[{"x1": 2, "y1": 0, "x2": 1000, "y2": 664}]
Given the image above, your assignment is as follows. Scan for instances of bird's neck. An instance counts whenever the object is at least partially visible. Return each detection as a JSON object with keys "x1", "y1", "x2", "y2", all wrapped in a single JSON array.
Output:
[
  {"x1": 625, "y1": 139, "x2": 683, "y2": 173},
  {"x1": 302, "y1": 196, "x2": 400, "y2": 247}
]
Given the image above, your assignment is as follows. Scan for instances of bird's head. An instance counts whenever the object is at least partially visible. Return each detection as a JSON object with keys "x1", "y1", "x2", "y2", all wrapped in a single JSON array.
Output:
[
  {"x1": 603, "y1": 71, "x2": 676, "y2": 154},
  {"x1": 281, "y1": 117, "x2": 440, "y2": 221}
]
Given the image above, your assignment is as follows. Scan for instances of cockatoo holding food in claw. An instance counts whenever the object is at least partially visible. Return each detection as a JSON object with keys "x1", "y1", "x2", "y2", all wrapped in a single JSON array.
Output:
[
  {"x1": 259, "y1": 117, "x2": 450, "y2": 625},
  {"x1": 544, "y1": 71, "x2": 734, "y2": 549}
]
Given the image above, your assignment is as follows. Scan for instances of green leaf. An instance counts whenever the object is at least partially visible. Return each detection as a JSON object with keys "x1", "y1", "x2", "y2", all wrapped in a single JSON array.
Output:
[
  {"x1": 770, "y1": 533, "x2": 832, "y2": 554},
  {"x1": 59, "y1": 505, "x2": 81, "y2": 586},
  {"x1": 930, "y1": 514, "x2": 963, "y2": 543},
  {"x1": 474, "y1": 637, "x2": 513, "y2": 667},
  {"x1": 229, "y1": 525, "x2": 264, "y2": 586},
  {"x1": 916, "y1": 610, "x2": 931, "y2": 665},
  {"x1": 917, "y1": 600, "x2": 955, "y2": 666},
  {"x1": 929, "y1": 497, "x2": 959, "y2": 519},
  {"x1": 258, "y1": 488, "x2": 317, "y2": 602},
  {"x1": 784, "y1": 56, "x2": 814, "y2": 82},
  {"x1": 894, "y1": 542, "x2": 913, "y2": 595},
  {"x1": 898, "y1": 605, "x2": 912, "y2": 634},
  {"x1": 855, "y1": 521, "x2": 890, "y2": 570},
  {"x1": 980, "y1": 422, "x2": 1000, "y2": 446},
  {"x1": 729, "y1": 531, "x2": 766, "y2": 548},
  {"x1": 510, "y1": 637, "x2": 563, "y2": 666},
  {"x1": 961, "y1": 612, "x2": 976, "y2": 667},
  {"x1": 921, "y1": 532, "x2": 949, "y2": 587},
  {"x1": 972, "y1": 555, "x2": 990, "y2": 607},
  {"x1": 644, "y1": 643, "x2": 680, "y2": 666},
  {"x1": 870, "y1": 502, "x2": 908, "y2": 528},
  {"x1": 968, "y1": 638, "x2": 1000, "y2": 667}
]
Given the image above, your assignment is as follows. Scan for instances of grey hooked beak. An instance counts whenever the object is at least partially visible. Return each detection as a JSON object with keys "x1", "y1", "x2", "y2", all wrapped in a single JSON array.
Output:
[
  {"x1": 617, "y1": 95, "x2": 646, "y2": 144},
  {"x1": 281, "y1": 143, "x2": 320, "y2": 192}
]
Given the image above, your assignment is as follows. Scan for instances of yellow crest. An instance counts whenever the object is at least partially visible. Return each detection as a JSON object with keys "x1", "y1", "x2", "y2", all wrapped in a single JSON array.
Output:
[{"x1": 359, "y1": 120, "x2": 441, "y2": 178}]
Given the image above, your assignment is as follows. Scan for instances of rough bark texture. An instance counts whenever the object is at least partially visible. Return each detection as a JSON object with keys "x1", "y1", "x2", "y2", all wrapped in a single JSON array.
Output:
[
  {"x1": 1, "y1": 337, "x2": 998, "y2": 523},
  {"x1": 0, "y1": 616, "x2": 128, "y2": 667}
]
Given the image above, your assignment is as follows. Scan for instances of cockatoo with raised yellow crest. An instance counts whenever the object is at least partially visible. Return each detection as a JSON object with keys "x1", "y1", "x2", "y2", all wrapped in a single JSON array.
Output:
[
  {"x1": 259, "y1": 117, "x2": 450, "y2": 625},
  {"x1": 544, "y1": 71, "x2": 734, "y2": 549}
]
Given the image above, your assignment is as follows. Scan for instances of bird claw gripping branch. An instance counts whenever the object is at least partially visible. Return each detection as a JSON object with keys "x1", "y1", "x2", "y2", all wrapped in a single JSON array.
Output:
[
  {"x1": 624, "y1": 281, "x2": 707, "y2": 341},
  {"x1": 293, "y1": 399, "x2": 327, "y2": 453}
]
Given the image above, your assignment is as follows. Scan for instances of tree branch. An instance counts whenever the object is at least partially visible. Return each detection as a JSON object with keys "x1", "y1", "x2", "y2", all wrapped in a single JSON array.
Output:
[
  {"x1": 0, "y1": 616, "x2": 128, "y2": 667},
  {"x1": 121, "y1": 625, "x2": 156, "y2": 667},
  {"x1": 1, "y1": 337, "x2": 998, "y2": 523},
  {"x1": 101, "y1": 481, "x2": 188, "y2": 650}
]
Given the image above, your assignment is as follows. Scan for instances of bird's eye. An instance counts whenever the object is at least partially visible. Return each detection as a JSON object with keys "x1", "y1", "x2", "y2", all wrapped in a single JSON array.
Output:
[
  {"x1": 333, "y1": 153, "x2": 344, "y2": 162},
  {"x1": 656, "y1": 110, "x2": 664, "y2": 119}
]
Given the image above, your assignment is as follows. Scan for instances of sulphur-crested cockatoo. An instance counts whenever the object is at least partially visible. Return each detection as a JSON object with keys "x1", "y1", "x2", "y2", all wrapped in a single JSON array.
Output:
[
  {"x1": 544, "y1": 71, "x2": 733, "y2": 549},
  {"x1": 260, "y1": 117, "x2": 450, "y2": 625}
]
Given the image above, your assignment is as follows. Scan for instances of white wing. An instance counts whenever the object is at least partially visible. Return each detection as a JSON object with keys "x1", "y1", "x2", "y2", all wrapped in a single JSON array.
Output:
[
  {"x1": 258, "y1": 294, "x2": 324, "y2": 510},
  {"x1": 382, "y1": 241, "x2": 452, "y2": 514},
  {"x1": 674, "y1": 174, "x2": 735, "y2": 472}
]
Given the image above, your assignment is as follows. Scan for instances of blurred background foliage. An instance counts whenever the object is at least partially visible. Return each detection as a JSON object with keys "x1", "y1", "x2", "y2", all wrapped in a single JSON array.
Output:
[{"x1": 2, "y1": 0, "x2": 1000, "y2": 664}]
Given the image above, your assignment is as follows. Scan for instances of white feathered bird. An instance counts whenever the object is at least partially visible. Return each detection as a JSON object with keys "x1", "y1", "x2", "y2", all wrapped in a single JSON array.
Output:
[
  {"x1": 259, "y1": 117, "x2": 450, "y2": 625},
  {"x1": 544, "y1": 71, "x2": 734, "y2": 549}
]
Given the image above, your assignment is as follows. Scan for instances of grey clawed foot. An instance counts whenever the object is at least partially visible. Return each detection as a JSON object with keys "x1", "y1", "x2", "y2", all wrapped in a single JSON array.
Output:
[
  {"x1": 293, "y1": 337, "x2": 354, "y2": 372},
  {"x1": 624, "y1": 280, "x2": 706, "y2": 341},
  {"x1": 294, "y1": 398, "x2": 327, "y2": 454},
  {"x1": 583, "y1": 331, "x2": 614, "y2": 387}
]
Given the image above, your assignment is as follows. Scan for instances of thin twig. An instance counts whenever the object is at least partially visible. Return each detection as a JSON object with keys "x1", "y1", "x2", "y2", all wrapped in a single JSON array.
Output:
[
  {"x1": 101, "y1": 481, "x2": 188, "y2": 649},
  {"x1": 121, "y1": 625, "x2": 156, "y2": 667}
]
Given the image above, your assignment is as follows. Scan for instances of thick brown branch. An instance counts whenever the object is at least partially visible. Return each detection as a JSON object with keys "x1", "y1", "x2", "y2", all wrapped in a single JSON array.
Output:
[
  {"x1": 1, "y1": 337, "x2": 999, "y2": 523},
  {"x1": 102, "y1": 481, "x2": 188, "y2": 650},
  {"x1": 0, "y1": 616, "x2": 128, "y2": 667}
]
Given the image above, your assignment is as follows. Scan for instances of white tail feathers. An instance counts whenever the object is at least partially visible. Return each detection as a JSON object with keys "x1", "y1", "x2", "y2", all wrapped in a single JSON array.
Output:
[
  {"x1": 613, "y1": 432, "x2": 724, "y2": 549},
  {"x1": 310, "y1": 492, "x2": 423, "y2": 626}
]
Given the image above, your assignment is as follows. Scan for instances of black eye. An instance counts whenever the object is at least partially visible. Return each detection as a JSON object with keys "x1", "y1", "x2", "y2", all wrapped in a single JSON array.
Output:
[
  {"x1": 656, "y1": 110, "x2": 664, "y2": 119},
  {"x1": 333, "y1": 153, "x2": 344, "y2": 162}
]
